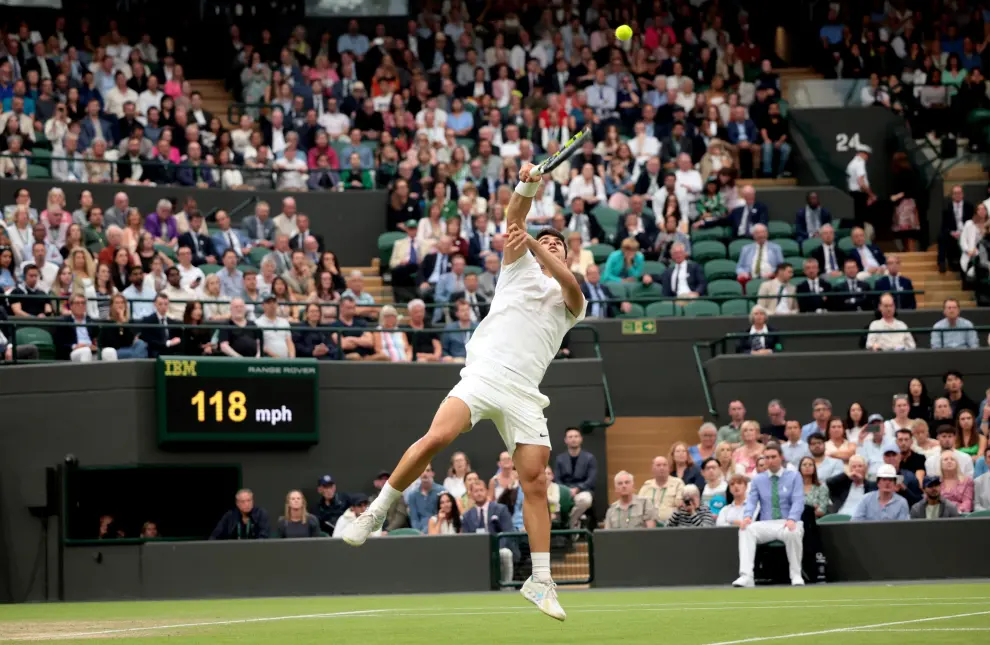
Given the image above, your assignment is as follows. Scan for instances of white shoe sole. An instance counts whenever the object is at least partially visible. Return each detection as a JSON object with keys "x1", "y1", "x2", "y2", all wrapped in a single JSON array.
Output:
[{"x1": 520, "y1": 588, "x2": 566, "y2": 621}]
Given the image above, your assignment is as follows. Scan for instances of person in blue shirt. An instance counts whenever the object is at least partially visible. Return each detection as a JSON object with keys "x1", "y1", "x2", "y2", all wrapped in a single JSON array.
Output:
[
  {"x1": 851, "y1": 464, "x2": 910, "y2": 521},
  {"x1": 405, "y1": 464, "x2": 445, "y2": 533},
  {"x1": 441, "y1": 299, "x2": 477, "y2": 361},
  {"x1": 734, "y1": 443, "x2": 805, "y2": 588}
]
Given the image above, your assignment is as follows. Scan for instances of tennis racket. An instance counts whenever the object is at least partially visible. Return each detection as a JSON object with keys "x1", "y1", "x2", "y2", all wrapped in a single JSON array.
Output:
[{"x1": 529, "y1": 127, "x2": 593, "y2": 179}]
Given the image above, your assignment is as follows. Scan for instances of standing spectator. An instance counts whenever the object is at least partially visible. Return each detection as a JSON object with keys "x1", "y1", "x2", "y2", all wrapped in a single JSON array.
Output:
[
  {"x1": 666, "y1": 485, "x2": 715, "y2": 527},
  {"x1": 759, "y1": 102, "x2": 790, "y2": 178},
  {"x1": 846, "y1": 146, "x2": 876, "y2": 227},
  {"x1": 553, "y1": 427, "x2": 597, "y2": 529},
  {"x1": 931, "y1": 298, "x2": 979, "y2": 349},
  {"x1": 209, "y1": 489, "x2": 270, "y2": 540},
  {"x1": 638, "y1": 455, "x2": 684, "y2": 524},
  {"x1": 407, "y1": 464, "x2": 444, "y2": 533},
  {"x1": 910, "y1": 475, "x2": 961, "y2": 519},
  {"x1": 733, "y1": 443, "x2": 805, "y2": 587},
  {"x1": 603, "y1": 471, "x2": 658, "y2": 529},
  {"x1": 275, "y1": 490, "x2": 321, "y2": 538},
  {"x1": 866, "y1": 293, "x2": 916, "y2": 351},
  {"x1": 851, "y1": 464, "x2": 910, "y2": 521}
]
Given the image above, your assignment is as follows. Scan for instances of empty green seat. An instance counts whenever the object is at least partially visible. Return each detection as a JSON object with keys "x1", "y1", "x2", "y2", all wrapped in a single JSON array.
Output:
[
  {"x1": 708, "y1": 280, "x2": 744, "y2": 297},
  {"x1": 777, "y1": 239, "x2": 800, "y2": 256},
  {"x1": 617, "y1": 303, "x2": 646, "y2": 318},
  {"x1": 591, "y1": 205, "x2": 622, "y2": 239},
  {"x1": 463, "y1": 265, "x2": 482, "y2": 275},
  {"x1": 27, "y1": 164, "x2": 51, "y2": 179},
  {"x1": 200, "y1": 264, "x2": 223, "y2": 275},
  {"x1": 388, "y1": 528, "x2": 423, "y2": 536},
  {"x1": 377, "y1": 231, "x2": 405, "y2": 269},
  {"x1": 15, "y1": 327, "x2": 55, "y2": 360},
  {"x1": 248, "y1": 246, "x2": 270, "y2": 266},
  {"x1": 746, "y1": 278, "x2": 765, "y2": 295},
  {"x1": 641, "y1": 260, "x2": 667, "y2": 277},
  {"x1": 720, "y1": 298, "x2": 751, "y2": 316},
  {"x1": 691, "y1": 226, "x2": 730, "y2": 242},
  {"x1": 817, "y1": 514, "x2": 851, "y2": 523},
  {"x1": 704, "y1": 259, "x2": 738, "y2": 282},
  {"x1": 801, "y1": 238, "x2": 823, "y2": 256},
  {"x1": 767, "y1": 221, "x2": 793, "y2": 239},
  {"x1": 627, "y1": 282, "x2": 664, "y2": 302},
  {"x1": 588, "y1": 243, "x2": 615, "y2": 264},
  {"x1": 728, "y1": 239, "x2": 750, "y2": 261},
  {"x1": 684, "y1": 300, "x2": 721, "y2": 317},
  {"x1": 645, "y1": 301, "x2": 682, "y2": 317},
  {"x1": 603, "y1": 282, "x2": 627, "y2": 300},
  {"x1": 784, "y1": 256, "x2": 805, "y2": 276},
  {"x1": 154, "y1": 244, "x2": 177, "y2": 261},
  {"x1": 692, "y1": 240, "x2": 727, "y2": 263},
  {"x1": 838, "y1": 236, "x2": 855, "y2": 253},
  {"x1": 789, "y1": 276, "x2": 805, "y2": 287}
]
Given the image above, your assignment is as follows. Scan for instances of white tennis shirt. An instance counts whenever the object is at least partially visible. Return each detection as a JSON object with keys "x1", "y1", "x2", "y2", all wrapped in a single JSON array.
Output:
[{"x1": 465, "y1": 251, "x2": 585, "y2": 386}]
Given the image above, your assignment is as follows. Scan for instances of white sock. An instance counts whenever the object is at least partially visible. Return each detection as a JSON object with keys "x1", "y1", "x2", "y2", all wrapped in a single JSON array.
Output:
[
  {"x1": 532, "y1": 552, "x2": 552, "y2": 583},
  {"x1": 370, "y1": 483, "x2": 400, "y2": 518}
]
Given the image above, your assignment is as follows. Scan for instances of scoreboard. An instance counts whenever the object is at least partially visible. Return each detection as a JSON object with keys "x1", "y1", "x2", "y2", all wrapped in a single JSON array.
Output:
[{"x1": 156, "y1": 357, "x2": 319, "y2": 446}]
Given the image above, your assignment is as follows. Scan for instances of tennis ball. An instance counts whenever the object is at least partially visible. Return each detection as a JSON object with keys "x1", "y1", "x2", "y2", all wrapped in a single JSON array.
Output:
[{"x1": 616, "y1": 25, "x2": 633, "y2": 41}]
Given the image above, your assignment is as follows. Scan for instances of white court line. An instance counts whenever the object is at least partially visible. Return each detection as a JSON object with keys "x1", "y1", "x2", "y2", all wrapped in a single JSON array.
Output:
[
  {"x1": 701, "y1": 610, "x2": 990, "y2": 645},
  {"x1": 851, "y1": 628, "x2": 990, "y2": 633}
]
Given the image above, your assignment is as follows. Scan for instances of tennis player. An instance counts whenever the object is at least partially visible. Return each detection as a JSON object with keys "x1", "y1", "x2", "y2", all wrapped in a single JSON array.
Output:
[{"x1": 343, "y1": 162, "x2": 585, "y2": 621}]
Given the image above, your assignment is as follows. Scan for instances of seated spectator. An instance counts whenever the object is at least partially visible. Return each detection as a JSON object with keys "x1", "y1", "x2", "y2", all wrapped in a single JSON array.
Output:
[
  {"x1": 564, "y1": 197, "x2": 606, "y2": 246},
  {"x1": 370, "y1": 470, "x2": 409, "y2": 531},
  {"x1": 697, "y1": 185, "x2": 768, "y2": 239},
  {"x1": 781, "y1": 420, "x2": 811, "y2": 467},
  {"x1": 943, "y1": 370, "x2": 979, "y2": 419},
  {"x1": 552, "y1": 428, "x2": 596, "y2": 529},
  {"x1": 209, "y1": 489, "x2": 270, "y2": 540},
  {"x1": 604, "y1": 471, "x2": 658, "y2": 529},
  {"x1": 487, "y1": 451, "x2": 518, "y2": 503},
  {"x1": 762, "y1": 399, "x2": 788, "y2": 441},
  {"x1": 648, "y1": 242, "x2": 705, "y2": 298},
  {"x1": 581, "y1": 264, "x2": 630, "y2": 318},
  {"x1": 931, "y1": 298, "x2": 979, "y2": 349},
  {"x1": 911, "y1": 475, "x2": 962, "y2": 519},
  {"x1": 735, "y1": 225, "x2": 782, "y2": 281},
  {"x1": 8, "y1": 264, "x2": 53, "y2": 317},
  {"x1": 926, "y1": 425, "x2": 976, "y2": 478},
  {"x1": 866, "y1": 293, "x2": 916, "y2": 351},
  {"x1": 256, "y1": 295, "x2": 295, "y2": 359},
  {"x1": 811, "y1": 224, "x2": 845, "y2": 278},
  {"x1": 374, "y1": 305, "x2": 411, "y2": 362},
  {"x1": 794, "y1": 191, "x2": 832, "y2": 242},
  {"x1": 670, "y1": 441, "x2": 703, "y2": 488},
  {"x1": 293, "y1": 302, "x2": 338, "y2": 360},
  {"x1": 427, "y1": 492, "x2": 462, "y2": 535},
  {"x1": 874, "y1": 255, "x2": 915, "y2": 310},
  {"x1": 716, "y1": 475, "x2": 750, "y2": 526},
  {"x1": 218, "y1": 298, "x2": 261, "y2": 358},
  {"x1": 757, "y1": 262, "x2": 797, "y2": 315},
  {"x1": 808, "y1": 432, "x2": 845, "y2": 481},
  {"x1": 667, "y1": 484, "x2": 716, "y2": 527},
  {"x1": 333, "y1": 495, "x2": 381, "y2": 539},
  {"x1": 855, "y1": 415, "x2": 894, "y2": 476},
  {"x1": 241, "y1": 201, "x2": 276, "y2": 248},
  {"x1": 796, "y1": 258, "x2": 831, "y2": 314},
  {"x1": 407, "y1": 464, "x2": 445, "y2": 533},
  {"x1": 699, "y1": 458, "x2": 728, "y2": 513},
  {"x1": 851, "y1": 464, "x2": 910, "y2": 521},
  {"x1": 736, "y1": 304, "x2": 782, "y2": 355},
  {"x1": 177, "y1": 141, "x2": 216, "y2": 188},
  {"x1": 140, "y1": 522, "x2": 159, "y2": 539},
  {"x1": 733, "y1": 443, "x2": 804, "y2": 588},
  {"x1": 177, "y1": 211, "x2": 217, "y2": 267},
  {"x1": 311, "y1": 475, "x2": 349, "y2": 535},
  {"x1": 601, "y1": 238, "x2": 644, "y2": 283},
  {"x1": 631, "y1": 455, "x2": 685, "y2": 526},
  {"x1": 832, "y1": 258, "x2": 872, "y2": 312},
  {"x1": 975, "y1": 448, "x2": 990, "y2": 511},
  {"x1": 827, "y1": 455, "x2": 874, "y2": 515},
  {"x1": 689, "y1": 423, "x2": 718, "y2": 465},
  {"x1": 162, "y1": 266, "x2": 196, "y2": 319},
  {"x1": 939, "y1": 451, "x2": 974, "y2": 513},
  {"x1": 340, "y1": 270, "x2": 375, "y2": 318},
  {"x1": 717, "y1": 400, "x2": 747, "y2": 446},
  {"x1": 54, "y1": 293, "x2": 99, "y2": 362},
  {"x1": 441, "y1": 299, "x2": 476, "y2": 362},
  {"x1": 847, "y1": 226, "x2": 887, "y2": 281},
  {"x1": 568, "y1": 163, "x2": 606, "y2": 209},
  {"x1": 403, "y1": 299, "x2": 441, "y2": 362},
  {"x1": 798, "y1": 456, "x2": 829, "y2": 519},
  {"x1": 275, "y1": 490, "x2": 321, "y2": 538},
  {"x1": 955, "y1": 409, "x2": 985, "y2": 460},
  {"x1": 732, "y1": 420, "x2": 765, "y2": 478},
  {"x1": 341, "y1": 151, "x2": 373, "y2": 190},
  {"x1": 331, "y1": 296, "x2": 375, "y2": 360},
  {"x1": 461, "y1": 478, "x2": 515, "y2": 583}
]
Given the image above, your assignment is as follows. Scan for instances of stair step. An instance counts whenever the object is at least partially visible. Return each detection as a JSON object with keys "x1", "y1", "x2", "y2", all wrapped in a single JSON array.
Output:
[{"x1": 738, "y1": 178, "x2": 797, "y2": 187}]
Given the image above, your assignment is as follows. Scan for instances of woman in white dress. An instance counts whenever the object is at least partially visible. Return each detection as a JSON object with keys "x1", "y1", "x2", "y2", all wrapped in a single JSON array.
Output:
[
  {"x1": 427, "y1": 492, "x2": 462, "y2": 535},
  {"x1": 443, "y1": 451, "x2": 472, "y2": 500}
]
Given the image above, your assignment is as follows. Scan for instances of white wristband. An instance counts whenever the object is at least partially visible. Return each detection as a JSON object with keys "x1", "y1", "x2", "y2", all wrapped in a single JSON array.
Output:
[{"x1": 515, "y1": 180, "x2": 539, "y2": 198}]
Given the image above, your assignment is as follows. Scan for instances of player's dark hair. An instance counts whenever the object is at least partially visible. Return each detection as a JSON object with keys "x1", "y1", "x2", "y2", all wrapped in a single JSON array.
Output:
[{"x1": 535, "y1": 228, "x2": 567, "y2": 258}]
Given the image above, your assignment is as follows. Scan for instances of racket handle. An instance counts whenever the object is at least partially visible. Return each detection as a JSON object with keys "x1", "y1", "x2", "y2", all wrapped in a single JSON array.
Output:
[{"x1": 528, "y1": 164, "x2": 544, "y2": 180}]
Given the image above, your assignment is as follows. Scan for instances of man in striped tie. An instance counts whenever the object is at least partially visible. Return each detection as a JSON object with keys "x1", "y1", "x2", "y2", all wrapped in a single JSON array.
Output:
[{"x1": 733, "y1": 443, "x2": 806, "y2": 587}]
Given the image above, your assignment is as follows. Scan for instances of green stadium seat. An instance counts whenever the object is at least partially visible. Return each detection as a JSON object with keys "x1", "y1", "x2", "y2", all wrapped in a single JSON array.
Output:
[
  {"x1": 704, "y1": 259, "x2": 738, "y2": 281},
  {"x1": 388, "y1": 528, "x2": 424, "y2": 536},
  {"x1": 248, "y1": 247, "x2": 270, "y2": 266},
  {"x1": 767, "y1": 221, "x2": 793, "y2": 239},
  {"x1": 817, "y1": 514, "x2": 851, "y2": 523},
  {"x1": 746, "y1": 278, "x2": 765, "y2": 295},
  {"x1": 641, "y1": 260, "x2": 667, "y2": 277},
  {"x1": 588, "y1": 243, "x2": 615, "y2": 264},
  {"x1": 684, "y1": 300, "x2": 721, "y2": 317},
  {"x1": 691, "y1": 226, "x2": 730, "y2": 242},
  {"x1": 645, "y1": 301, "x2": 682, "y2": 317},
  {"x1": 154, "y1": 244, "x2": 177, "y2": 261},
  {"x1": 463, "y1": 265, "x2": 482, "y2": 275},
  {"x1": 838, "y1": 236, "x2": 855, "y2": 253},
  {"x1": 27, "y1": 164, "x2": 51, "y2": 179},
  {"x1": 207, "y1": 226, "x2": 221, "y2": 237},
  {"x1": 776, "y1": 239, "x2": 800, "y2": 257},
  {"x1": 31, "y1": 148, "x2": 52, "y2": 170},
  {"x1": 784, "y1": 257, "x2": 805, "y2": 276},
  {"x1": 728, "y1": 239, "x2": 750, "y2": 261},
  {"x1": 603, "y1": 282, "x2": 627, "y2": 300},
  {"x1": 720, "y1": 299, "x2": 751, "y2": 317},
  {"x1": 200, "y1": 264, "x2": 223, "y2": 275},
  {"x1": 865, "y1": 274, "x2": 881, "y2": 288},
  {"x1": 617, "y1": 303, "x2": 646, "y2": 318},
  {"x1": 627, "y1": 282, "x2": 664, "y2": 302},
  {"x1": 456, "y1": 137, "x2": 476, "y2": 155},
  {"x1": 828, "y1": 275, "x2": 846, "y2": 288},
  {"x1": 801, "y1": 238, "x2": 823, "y2": 257},
  {"x1": 591, "y1": 205, "x2": 623, "y2": 240},
  {"x1": 707, "y1": 280, "x2": 744, "y2": 297},
  {"x1": 836, "y1": 228, "x2": 852, "y2": 240},
  {"x1": 15, "y1": 327, "x2": 55, "y2": 360},
  {"x1": 377, "y1": 231, "x2": 405, "y2": 270},
  {"x1": 967, "y1": 509, "x2": 990, "y2": 518},
  {"x1": 692, "y1": 240, "x2": 727, "y2": 263},
  {"x1": 789, "y1": 276, "x2": 805, "y2": 287}
]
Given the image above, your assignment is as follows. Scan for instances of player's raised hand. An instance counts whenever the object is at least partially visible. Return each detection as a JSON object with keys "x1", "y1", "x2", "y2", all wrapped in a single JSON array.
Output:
[
  {"x1": 519, "y1": 162, "x2": 540, "y2": 183},
  {"x1": 506, "y1": 224, "x2": 530, "y2": 251}
]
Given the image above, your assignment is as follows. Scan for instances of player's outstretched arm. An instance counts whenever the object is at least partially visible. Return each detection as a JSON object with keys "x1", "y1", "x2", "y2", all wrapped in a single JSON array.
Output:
[
  {"x1": 507, "y1": 225, "x2": 585, "y2": 317},
  {"x1": 503, "y1": 162, "x2": 541, "y2": 266}
]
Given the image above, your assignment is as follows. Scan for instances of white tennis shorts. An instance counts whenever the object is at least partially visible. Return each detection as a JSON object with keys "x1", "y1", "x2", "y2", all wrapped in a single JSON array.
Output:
[{"x1": 446, "y1": 360, "x2": 551, "y2": 455}]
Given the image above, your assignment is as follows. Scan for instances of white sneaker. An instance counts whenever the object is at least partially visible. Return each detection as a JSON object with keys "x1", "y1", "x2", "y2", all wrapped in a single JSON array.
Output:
[
  {"x1": 520, "y1": 576, "x2": 566, "y2": 621},
  {"x1": 791, "y1": 578, "x2": 805, "y2": 586},
  {"x1": 732, "y1": 575, "x2": 755, "y2": 588},
  {"x1": 340, "y1": 511, "x2": 384, "y2": 547}
]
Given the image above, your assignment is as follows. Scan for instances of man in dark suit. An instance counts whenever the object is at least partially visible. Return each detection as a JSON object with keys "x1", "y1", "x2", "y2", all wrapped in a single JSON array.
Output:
[
  {"x1": 633, "y1": 158, "x2": 664, "y2": 197},
  {"x1": 651, "y1": 242, "x2": 706, "y2": 297},
  {"x1": 847, "y1": 226, "x2": 887, "y2": 279},
  {"x1": 452, "y1": 273, "x2": 489, "y2": 322},
  {"x1": 116, "y1": 136, "x2": 150, "y2": 185},
  {"x1": 417, "y1": 236, "x2": 454, "y2": 299},
  {"x1": 793, "y1": 191, "x2": 833, "y2": 242},
  {"x1": 288, "y1": 214, "x2": 324, "y2": 253},
  {"x1": 660, "y1": 120, "x2": 694, "y2": 168},
  {"x1": 545, "y1": 58, "x2": 575, "y2": 95},
  {"x1": 564, "y1": 197, "x2": 607, "y2": 245},
  {"x1": 874, "y1": 255, "x2": 916, "y2": 310},
  {"x1": 796, "y1": 258, "x2": 832, "y2": 313},
  {"x1": 25, "y1": 42, "x2": 58, "y2": 80},
  {"x1": 146, "y1": 138, "x2": 179, "y2": 185},
  {"x1": 241, "y1": 201, "x2": 276, "y2": 248},
  {"x1": 467, "y1": 214, "x2": 496, "y2": 266},
  {"x1": 553, "y1": 428, "x2": 597, "y2": 529},
  {"x1": 140, "y1": 293, "x2": 183, "y2": 358},
  {"x1": 460, "y1": 479, "x2": 519, "y2": 581},
  {"x1": 701, "y1": 185, "x2": 768, "y2": 238},
  {"x1": 939, "y1": 185, "x2": 974, "y2": 272},
  {"x1": 177, "y1": 211, "x2": 218, "y2": 266},
  {"x1": 832, "y1": 258, "x2": 873, "y2": 312},
  {"x1": 810, "y1": 224, "x2": 845, "y2": 278},
  {"x1": 581, "y1": 264, "x2": 628, "y2": 318},
  {"x1": 825, "y1": 456, "x2": 877, "y2": 515},
  {"x1": 54, "y1": 294, "x2": 100, "y2": 361}
]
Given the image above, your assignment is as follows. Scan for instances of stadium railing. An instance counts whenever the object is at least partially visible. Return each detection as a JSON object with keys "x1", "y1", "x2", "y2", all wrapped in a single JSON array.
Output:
[{"x1": 490, "y1": 529, "x2": 593, "y2": 590}]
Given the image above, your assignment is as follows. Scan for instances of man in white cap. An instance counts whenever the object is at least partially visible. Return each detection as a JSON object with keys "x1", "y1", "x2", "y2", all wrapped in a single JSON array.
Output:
[
  {"x1": 846, "y1": 145, "x2": 876, "y2": 227},
  {"x1": 851, "y1": 464, "x2": 910, "y2": 521}
]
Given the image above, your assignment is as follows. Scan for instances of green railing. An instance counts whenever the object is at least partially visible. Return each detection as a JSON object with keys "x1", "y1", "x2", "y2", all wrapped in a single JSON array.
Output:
[
  {"x1": 693, "y1": 342, "x2": 718, "y2": 419},
  {"x1": 490, "y1": 529, "x2": 593, "y2": 589}
]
